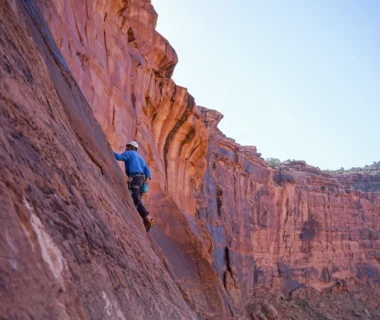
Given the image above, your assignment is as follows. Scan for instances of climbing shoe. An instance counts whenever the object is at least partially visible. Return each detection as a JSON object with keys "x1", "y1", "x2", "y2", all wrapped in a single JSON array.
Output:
[{"x1": 144, "y1": 218, "x2": 156, "y2": 232}]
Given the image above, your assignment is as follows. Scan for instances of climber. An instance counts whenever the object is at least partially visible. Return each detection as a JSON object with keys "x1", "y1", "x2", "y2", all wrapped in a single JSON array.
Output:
[{"x1": 114, "y1": 141, "x2": 156, "y2": 232}]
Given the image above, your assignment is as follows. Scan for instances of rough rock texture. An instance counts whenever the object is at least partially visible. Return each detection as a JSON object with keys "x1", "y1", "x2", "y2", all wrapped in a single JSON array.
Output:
[
  {"x1": 0, "y1": 1, "x2": 196, "y2": 319},
  {"x1": 336, "y1": 173, "x2": 380, "y2": 193},
  {"x1": 198, "y1": 108, "x2": 380, "y2": 315},
  {"x1": 29, "y1": 0, "x2": 232, "y2": 318},
  {"x1": 1, "y1": 0, "x2": 380, "y2": 319},
  {"x1": 246, "y1": 279, "x2": 380, "y2": 319}
]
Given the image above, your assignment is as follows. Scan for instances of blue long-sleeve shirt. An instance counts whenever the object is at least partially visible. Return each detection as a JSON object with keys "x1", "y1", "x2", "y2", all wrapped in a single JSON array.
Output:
[{"x1": 114, "y1": 150, "x2": 151, "y2": 179}]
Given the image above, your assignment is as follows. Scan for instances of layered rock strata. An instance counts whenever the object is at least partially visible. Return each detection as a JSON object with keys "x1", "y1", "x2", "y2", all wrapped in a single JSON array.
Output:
[
  {"x1": 1, "y1": 0, "x2": 380, "y2": 319},
  {"x1": 0, "y1": 1, "x2": 197, "y2": 319},
  {"x1": 199, "y1": 107, "x2": 380, "y2": 306},
  {"x1": 336, "y1": 172, "x2": 380, "y2": 193}
]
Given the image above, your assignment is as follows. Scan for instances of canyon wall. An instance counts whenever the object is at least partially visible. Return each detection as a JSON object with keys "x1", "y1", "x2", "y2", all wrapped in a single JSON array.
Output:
[
  {"x1": 2, "y1": 0, "x2": 231, "y2": 318},
  {"x1": 1, "y1": 0, "x2": 380, "y2": 319},
  {"x1": 0, "y1": 0, "x2": 198, "y2": 318},
  {"x1": 31, "y1": 0, "x2": 233, "y2": 317},
  {"x1": 199, "y1": 109, "x2": 380, "y2": 303},
  {"x1": 337, "y1": 172, "x2": 380, "y2": 193},
  {"x1": 0, "y1": 1, "x2": 202, "y2": 319}
]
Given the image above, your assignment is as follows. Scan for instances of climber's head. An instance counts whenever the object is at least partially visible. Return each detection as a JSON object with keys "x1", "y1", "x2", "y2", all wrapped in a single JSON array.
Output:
[{"x1": 126, "y1": 140, "x2": 138, "y2": 151}]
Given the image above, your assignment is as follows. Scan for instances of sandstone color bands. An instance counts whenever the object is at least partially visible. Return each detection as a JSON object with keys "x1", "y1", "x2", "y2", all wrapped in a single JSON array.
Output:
[
  {"x1": 1, "y1": 0, "x2": 380, "y2": 319},
  {"x1": 0, "y1": 1, "x2": 195, "y2": 318}
]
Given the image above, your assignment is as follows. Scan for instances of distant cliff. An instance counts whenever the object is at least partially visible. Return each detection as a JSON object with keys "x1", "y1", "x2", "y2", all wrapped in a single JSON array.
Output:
[
  {"x1": 326, "y1": 161, "x2": 380, "y2": 192},
  {"x1": 1, "y1": 0, "x2": 379, "y2": 319}
]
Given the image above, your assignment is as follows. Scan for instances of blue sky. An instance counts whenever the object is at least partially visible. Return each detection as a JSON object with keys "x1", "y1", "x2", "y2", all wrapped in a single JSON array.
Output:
[{"x1": 153, "y1": 0, "x2": 380, "y2": 170}]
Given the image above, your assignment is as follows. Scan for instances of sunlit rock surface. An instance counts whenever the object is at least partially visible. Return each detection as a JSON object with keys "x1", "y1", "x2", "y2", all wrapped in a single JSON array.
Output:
[
  {"x1": 337, "y1": 172, "x2": 380, "y2": 193},
  {"x1": 1, "y1": 0, "x2": 380, "y2": 319},
  {"x1": 199, "y1": 118, "x2": 380, "y2": 295},
  {"x1": 0, "y1": 1, "x2": 196, "y2": 319}
]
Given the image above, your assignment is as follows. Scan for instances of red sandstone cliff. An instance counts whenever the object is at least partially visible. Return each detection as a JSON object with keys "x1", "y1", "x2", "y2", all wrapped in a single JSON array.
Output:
[
  {"x1": 0, "y1": 1, "x2": 197, "y2": 319},
  {"x1": 1, "y1": 0, "x2": 380, "y2": 319},
  {"x1": 199, "y1": 108, "x2": 380, "y2": 296}
]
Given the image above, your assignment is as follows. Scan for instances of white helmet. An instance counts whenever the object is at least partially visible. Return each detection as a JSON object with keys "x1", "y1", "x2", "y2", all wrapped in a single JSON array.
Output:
[{"x1": 127, "y1": 140, "x2": 139, "y2": 149}]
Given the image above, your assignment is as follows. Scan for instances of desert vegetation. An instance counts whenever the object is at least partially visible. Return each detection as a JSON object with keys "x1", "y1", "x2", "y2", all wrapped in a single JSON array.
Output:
[{"x1": 324, "y1": 161, "x2": 380, "y2": 175}]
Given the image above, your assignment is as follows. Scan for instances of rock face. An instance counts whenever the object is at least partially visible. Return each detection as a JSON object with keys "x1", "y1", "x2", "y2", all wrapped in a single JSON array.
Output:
[
  {"x1": 246, "y1": 280, "x2": 380, "y2": 320},
  {"x1": 0, "y1": 1, "x2": 196, "y2": 319},
  {"x1": 199, "y1": 112, "x2": 380, "y2": 303},
  {"x1": 1, "y1": 0, "x2": 380, "y2": 319},
  {"x1": 336, "y1": 172, "x2": 380, "y2": 193}
]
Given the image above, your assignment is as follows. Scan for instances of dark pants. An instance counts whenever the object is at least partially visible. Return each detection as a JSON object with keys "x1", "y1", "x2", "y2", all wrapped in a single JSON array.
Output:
[{"x1": 128, "y1": 175, "x2": 149, "y2": 219}]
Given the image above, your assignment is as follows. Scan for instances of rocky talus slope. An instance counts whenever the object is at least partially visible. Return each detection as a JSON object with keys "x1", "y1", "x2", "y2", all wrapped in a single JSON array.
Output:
[{"x1": 1, "y1": 0, "x2": 380, "y2": 319}]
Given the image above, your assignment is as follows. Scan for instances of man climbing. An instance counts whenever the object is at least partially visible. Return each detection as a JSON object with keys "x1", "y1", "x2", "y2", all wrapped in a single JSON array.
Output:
[{"x1": 114, "y1": 141, "x2": 156, "y2": 232}]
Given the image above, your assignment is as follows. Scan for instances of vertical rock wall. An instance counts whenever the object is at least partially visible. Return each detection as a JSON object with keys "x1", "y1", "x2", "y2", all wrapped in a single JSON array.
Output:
[
  {"x1": 199, "y1": 107, "x2": 380, "y2": 305},
  {"x1": 2, "y1": 0, "x2": 380, "y2": 319},
  {"x1": 0, "y1": 0, "x2": 198, "y2": 318},
  {"x1": 31, "y1": 0, "x2": 232, "y2": 318},
  {"x1": 34, "y1": 0, "x2": 208, "y2": 214}
]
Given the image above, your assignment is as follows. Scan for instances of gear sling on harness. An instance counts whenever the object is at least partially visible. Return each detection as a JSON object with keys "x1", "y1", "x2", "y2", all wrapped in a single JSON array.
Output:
[{"x1": 127, "y1": 175, "x2": 149, "y2": 219}]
